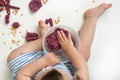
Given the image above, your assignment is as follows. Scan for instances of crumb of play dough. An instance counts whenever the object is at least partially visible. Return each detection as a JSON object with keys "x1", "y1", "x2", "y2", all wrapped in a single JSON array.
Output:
[
  {"x1": 54, "y1": 17, "x2": 60, "y2": 24},
  {"x1": 42, "y1": 0, "x2": 48, "y2": 4},
  {"x1": 29, "y1": 0, "x2": 42, "y2": 12}
]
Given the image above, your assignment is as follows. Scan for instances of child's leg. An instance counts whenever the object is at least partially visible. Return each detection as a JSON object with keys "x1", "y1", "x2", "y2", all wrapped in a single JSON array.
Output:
[
  {"x1": 78, "y1": 3, "x2": 112, "y2": 61},
  {"x1": 7, "y1": 20, "x2": 50, "y2": 62}
]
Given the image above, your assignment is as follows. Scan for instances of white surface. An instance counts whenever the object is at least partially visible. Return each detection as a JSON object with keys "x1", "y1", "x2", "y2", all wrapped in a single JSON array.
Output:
[{"x1": 0, "y1": 0, "x2": 120, "y2": 80}]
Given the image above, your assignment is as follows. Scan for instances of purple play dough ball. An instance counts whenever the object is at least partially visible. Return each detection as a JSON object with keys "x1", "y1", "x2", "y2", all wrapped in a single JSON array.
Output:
[{"x1": 12, "y1": 22, "x2": 20, "y2": 29}]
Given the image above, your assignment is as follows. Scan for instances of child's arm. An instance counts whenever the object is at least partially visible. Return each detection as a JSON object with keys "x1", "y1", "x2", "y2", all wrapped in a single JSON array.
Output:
[
  {"x1": 65, "y1": 47, "x2": 89, "y2": 80},
  {"x1": 16, "y1": 52, "x2": 59, "y2": 80},
  {"x1": 57, "y1": 30, "x2": 89, "y2": 80}
]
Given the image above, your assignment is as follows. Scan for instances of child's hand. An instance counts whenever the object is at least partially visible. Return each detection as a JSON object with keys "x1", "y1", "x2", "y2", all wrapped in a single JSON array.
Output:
[
  {"x1": 43, "y1": 52, "x2": 59, "y2": 66},
  {"x1": 57, "y1": 30, "x2": 74, "y2": 52},
  {"x1": 74, "y1": 69, "x2": 89, "y2": 80}
]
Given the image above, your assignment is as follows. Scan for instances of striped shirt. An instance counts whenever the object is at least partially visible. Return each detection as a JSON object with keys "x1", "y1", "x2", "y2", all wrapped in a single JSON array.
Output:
[{"x1": 7, "y1": 51, "x2": 75, "y2": 80}]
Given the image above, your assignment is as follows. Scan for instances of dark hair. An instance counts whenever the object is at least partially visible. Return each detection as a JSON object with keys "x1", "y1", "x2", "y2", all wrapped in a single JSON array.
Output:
[{"x1": 41, "y1": 69, "x2": 63, "y2": 80}]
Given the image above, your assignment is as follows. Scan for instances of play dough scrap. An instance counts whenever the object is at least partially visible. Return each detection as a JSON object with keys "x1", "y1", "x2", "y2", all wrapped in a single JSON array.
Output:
[
  {"x1": 45, "y1": 18, "x2": 53, "y2": 27},
  {"x1": 26, "y1": 32, "x2": 39, "y2": 41}
]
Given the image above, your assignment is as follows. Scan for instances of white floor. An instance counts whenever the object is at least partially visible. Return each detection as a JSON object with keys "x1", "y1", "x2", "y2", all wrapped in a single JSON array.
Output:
[{"x1": 0, "y1": 0, "x2": 120, "y2": 80}]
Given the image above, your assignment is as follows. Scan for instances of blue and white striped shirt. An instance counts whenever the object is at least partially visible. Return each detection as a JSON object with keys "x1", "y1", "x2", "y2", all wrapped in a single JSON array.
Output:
[{"x1": 7, "y1": 51, "x2": 75, "y2": 80}]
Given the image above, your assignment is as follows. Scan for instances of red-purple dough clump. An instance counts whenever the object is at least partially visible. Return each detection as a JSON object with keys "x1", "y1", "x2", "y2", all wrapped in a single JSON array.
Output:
[
  {"x1": 29, "y1": 0, "x2": 42, "y2": 12},
  {"x1": 46, "y1": 28, "x2": 68, "y2": 51},
  {"x1": 0, "y1": 0, "x2": 20, "y2": 24},
  {"x1": 12, "y1": 22, "x2": 20, "y2": 29},
  {"x1": 45, "y1": 18, "x2": 53, "y2": 27},
  {"x1": 26, "y1": 32, "x2": 38, "y2": 41},
  {"x1": 5, "y1": 15, "x2": 10, "y2": 24}
]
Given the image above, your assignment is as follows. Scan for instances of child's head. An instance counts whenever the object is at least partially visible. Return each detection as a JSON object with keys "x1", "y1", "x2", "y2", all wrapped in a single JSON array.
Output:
[{"x1": 34, "y1": 68, "x2": 72, "y2": 80}]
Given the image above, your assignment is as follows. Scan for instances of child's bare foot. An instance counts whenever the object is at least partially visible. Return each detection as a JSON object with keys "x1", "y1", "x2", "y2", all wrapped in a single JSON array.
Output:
[
  {"x1": 43, "y1": 52, "x2": 59, "y2": 66},
  {"x1": 84, "y1": 3, "x2": 112, "y2": 20},
  {"x1": 39, "y1": 20, "x2": 51, "y2": 38}
]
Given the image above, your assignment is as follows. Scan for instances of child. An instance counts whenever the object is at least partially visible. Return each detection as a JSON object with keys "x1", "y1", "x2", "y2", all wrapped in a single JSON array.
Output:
[{"x1": 7, "y1": 3, "x2": 112, "y2": 80}]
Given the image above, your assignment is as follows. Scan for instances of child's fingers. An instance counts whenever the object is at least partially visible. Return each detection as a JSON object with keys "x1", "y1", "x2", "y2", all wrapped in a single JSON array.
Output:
[
  {"x1": 60, "y1": 30, "x2": 67, "y2": 40},
  {"x1": 50, "y1": 52, "x2": 60, "y2": 62},
  {"x1": 57, "y1": 31, "x2": 63, "y2": 42},
  {"x1": 51, "y1": 52, "x2": 58, "y2": 58},
  {"x1": 51, "y1": 52, "x2": 56, "y2": 56},
  {"x1": 68, "y1": 31, "x2": 72, "y2": 41}
]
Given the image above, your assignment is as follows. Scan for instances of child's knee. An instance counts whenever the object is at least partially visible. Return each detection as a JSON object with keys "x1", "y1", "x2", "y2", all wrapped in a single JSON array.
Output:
[{"x1": 7, "y1": 49, "x2": 20, "y2": 63}]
